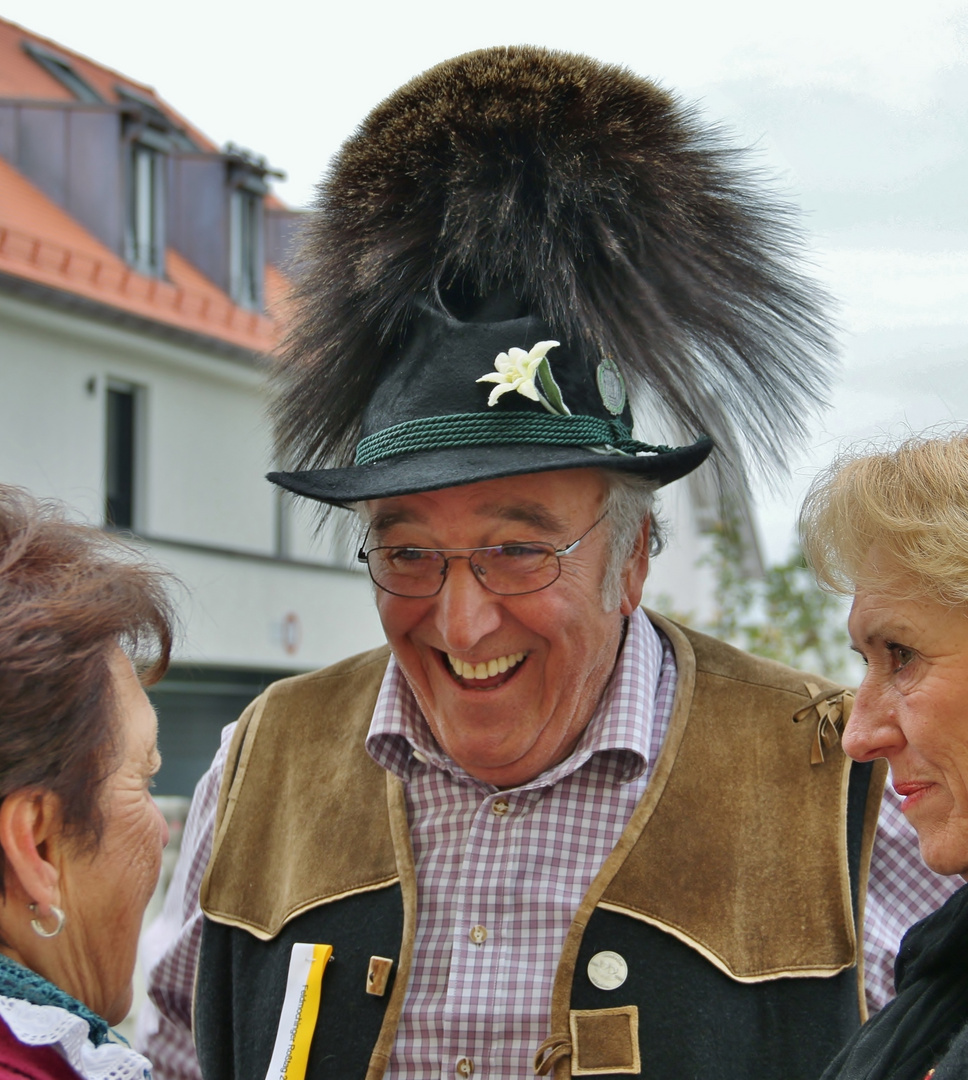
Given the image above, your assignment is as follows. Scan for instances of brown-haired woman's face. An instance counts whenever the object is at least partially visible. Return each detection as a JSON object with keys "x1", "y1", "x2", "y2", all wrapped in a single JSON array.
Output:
[
  {"x1": 845, "y1": 589, "x2": 968, "y2": 878},
  {"x1": 56, "y1": 650, "x2": 169, "y2": 1023}
]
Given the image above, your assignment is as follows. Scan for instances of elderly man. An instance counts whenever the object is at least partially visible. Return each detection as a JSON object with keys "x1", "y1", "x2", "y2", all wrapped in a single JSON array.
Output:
[{"x1": 142, "y1": 47, "x2": 956, "y2": 1080}]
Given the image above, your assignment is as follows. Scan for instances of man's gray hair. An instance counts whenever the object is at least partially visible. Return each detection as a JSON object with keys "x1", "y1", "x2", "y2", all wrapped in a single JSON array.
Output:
[{"x1": 600, "y1": 471, "x2": 663, "y2": 610}]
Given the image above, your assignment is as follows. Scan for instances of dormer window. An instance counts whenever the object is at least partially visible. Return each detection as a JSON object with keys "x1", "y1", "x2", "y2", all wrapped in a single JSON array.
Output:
[
  {"x1": 23, "y1": 41, "x2": 102, "y2": 104},
  {"x1": 120, "y1": 89, "x2": 184, "y2": 277},
  {"x1": 127, "y1": 137, "x2": 166, "y2": 275},
  {"x1": 225, "y1": 145, "x2": 275, "y2": 311},
  {"x1": 229, "y1": 186, "x2": 263, "y2": 309}
]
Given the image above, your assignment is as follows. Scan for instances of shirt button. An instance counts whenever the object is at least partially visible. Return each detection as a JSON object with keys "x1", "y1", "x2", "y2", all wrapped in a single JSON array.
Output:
[
  {"x1": 469, "y1": 924, "x2": 488, "y2": 945},
  {"x1": 456, "y1": 1058, "x2": 475, "y2": 1078},
  {"x1": 492, "y1": 798, "x2": 510, "y2": 816}
]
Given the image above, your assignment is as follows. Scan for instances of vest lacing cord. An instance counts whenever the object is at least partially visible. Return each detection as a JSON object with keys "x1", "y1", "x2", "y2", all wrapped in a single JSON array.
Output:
[
  {"x1": 792, "y1": 686, "x2": 854, "y2": 765},
  {"x1": 534, "y1": 1034, "x2": 572, "y2": 1075}
]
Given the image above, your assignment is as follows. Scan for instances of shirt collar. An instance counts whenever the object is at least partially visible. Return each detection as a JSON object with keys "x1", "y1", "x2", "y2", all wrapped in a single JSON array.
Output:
[{"x1": 366, "y1": 607, "x2": 666, "y2": 791}]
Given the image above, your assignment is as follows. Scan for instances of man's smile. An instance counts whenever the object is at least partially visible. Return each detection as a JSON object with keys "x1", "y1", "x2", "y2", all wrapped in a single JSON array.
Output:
[{"x1": 446, "y1": 650, "x2": 526, "y2": 684}]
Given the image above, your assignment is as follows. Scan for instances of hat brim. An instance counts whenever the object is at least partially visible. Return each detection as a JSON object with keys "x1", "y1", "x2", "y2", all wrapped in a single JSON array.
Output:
[{"x1": 268, "y1": 437, "x2": 713, "y2": 506}]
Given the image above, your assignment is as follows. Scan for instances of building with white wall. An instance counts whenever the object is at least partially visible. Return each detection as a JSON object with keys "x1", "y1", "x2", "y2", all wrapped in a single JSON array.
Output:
[{"x1": 0, "y1": 16, "x2": 384, "y2": 795}]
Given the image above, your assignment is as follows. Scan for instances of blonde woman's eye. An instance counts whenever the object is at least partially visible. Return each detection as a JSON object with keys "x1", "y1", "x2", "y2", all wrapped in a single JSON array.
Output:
[{"x1": 889, "y1": 644, "x2": 915, "y2": 670}]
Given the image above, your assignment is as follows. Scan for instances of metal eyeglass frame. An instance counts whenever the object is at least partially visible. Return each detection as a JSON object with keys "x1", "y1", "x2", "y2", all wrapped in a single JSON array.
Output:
[{"x1": 357, "y1": 513, "x2": 608, "y2": 598}]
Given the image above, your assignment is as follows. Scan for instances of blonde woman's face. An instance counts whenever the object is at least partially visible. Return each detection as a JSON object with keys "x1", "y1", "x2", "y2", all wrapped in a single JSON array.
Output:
[{"x1": 845, "y1": 588, "x2": 968, "y2": 878}]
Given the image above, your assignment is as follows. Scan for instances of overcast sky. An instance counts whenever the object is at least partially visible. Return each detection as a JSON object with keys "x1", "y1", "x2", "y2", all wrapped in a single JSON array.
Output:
[{"x1": 8, "y1": 0, "x2": 968, "y2": 561}]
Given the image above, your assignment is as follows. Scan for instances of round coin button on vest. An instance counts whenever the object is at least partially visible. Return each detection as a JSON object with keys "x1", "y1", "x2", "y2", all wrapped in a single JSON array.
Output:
[
  {"x1": 469, "y1": 925, "x2": 488, "y2": 945},
  {"x1": 587, "y1": 950, "x2": 628, "y2": 990},
  {"x1": 456, "y1": 1057, "x2": 474, "y2": 1077}
]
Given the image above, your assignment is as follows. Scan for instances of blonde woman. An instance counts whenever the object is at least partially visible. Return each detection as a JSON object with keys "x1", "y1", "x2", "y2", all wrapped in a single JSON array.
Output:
[{"x1": 800, "y1": 431, "x2": 968, "y2": 1080}]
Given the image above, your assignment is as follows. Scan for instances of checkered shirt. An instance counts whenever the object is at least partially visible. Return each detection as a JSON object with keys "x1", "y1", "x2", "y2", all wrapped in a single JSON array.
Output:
[
  {"x1": 138, "y1": 610, "x2": 961, "y2": 1079},
  {"x1": 362, "y1": 608, "x2": 669, "y2": 1077}
]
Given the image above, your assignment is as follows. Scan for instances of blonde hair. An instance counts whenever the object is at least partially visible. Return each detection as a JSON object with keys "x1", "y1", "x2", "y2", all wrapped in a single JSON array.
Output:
[{"x1": 799, "y1": 430, "x2": 968, "y2": 606}]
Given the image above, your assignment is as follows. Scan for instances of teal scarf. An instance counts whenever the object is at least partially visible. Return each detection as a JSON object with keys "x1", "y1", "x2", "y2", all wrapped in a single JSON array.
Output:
[{"x1": 0, "y1": 952, "x2": 109, "y2": 1046}]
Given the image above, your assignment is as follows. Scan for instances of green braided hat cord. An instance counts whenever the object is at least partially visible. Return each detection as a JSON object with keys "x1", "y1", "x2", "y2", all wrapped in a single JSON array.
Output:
[{"x1": 355, "y1": 412, "x2": 674, "y2": 465}]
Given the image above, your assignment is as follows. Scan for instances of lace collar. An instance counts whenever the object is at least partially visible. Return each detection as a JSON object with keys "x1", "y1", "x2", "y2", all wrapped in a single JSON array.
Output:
[{"x1": 0, "y1": 952, "x2": 108, "y2": 1045}]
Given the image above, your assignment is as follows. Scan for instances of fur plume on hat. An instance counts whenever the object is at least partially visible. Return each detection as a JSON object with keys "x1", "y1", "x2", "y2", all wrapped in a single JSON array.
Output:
[{"x1": 272, "y1": 45, "x2": 835, "y2": 483}]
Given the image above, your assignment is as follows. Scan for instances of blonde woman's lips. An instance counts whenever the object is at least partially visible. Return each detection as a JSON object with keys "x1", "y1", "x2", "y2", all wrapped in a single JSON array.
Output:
[{"x1": 893, "y1": 780, "x2": 934, "y2": 813}]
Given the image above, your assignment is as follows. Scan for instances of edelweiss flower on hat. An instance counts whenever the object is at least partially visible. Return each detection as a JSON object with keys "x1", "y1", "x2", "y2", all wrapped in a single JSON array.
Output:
[{"x1": 477, "y1": 342, "x2": 570, "y2": 414}]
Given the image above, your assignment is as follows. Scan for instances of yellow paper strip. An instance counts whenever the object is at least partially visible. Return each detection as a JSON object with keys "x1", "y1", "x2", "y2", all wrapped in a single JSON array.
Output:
[
  {"x1": 264, "y1": 943, "x2": 334, "y2": 1080},
  {"x1": 284, "y1": 944, "x2": 332, "y2": 1080}
]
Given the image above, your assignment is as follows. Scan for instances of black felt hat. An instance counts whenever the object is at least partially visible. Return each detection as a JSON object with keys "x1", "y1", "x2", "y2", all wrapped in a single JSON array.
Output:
[
  {"x1": 272, "y1": 297, "x2": 713, "y2": 504},
  {"x1": 269, "y1": 47, "x2": 834, "y2": 507}
]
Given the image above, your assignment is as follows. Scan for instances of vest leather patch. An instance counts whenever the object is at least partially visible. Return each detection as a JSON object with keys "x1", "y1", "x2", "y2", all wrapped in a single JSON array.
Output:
[
  {"x1": 596, "y1": 616, "x2": 860, "y2": 979},
  {"x1": 201, "y1": 647, "x2": 395, "y2": 938},
  {"x1": 570, "y1": 1007, "x2": 640, "y2": 1075}
]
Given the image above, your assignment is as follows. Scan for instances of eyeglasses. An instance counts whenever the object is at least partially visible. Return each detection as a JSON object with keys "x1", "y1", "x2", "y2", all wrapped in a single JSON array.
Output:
[{"x1": 358, "y1": 514, "x2": 607, "y2": 598}]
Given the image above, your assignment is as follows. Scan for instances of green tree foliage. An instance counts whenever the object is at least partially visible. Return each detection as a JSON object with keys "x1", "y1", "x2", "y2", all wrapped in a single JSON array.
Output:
[{"x1": 700, "y1": 509, "x2": 853, "y2": 679}]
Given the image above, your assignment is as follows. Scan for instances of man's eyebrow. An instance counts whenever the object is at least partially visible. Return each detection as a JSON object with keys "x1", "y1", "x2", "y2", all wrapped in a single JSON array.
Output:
[
  {"x1": 476, "y1": 502, "x2": 565, "y2": 533},
  {"x1": 368, "y1": 502, "x2": 566, "y2": 535},
  {"x1": 367, "y1": 508, "x2": 420, "y2": 532}
]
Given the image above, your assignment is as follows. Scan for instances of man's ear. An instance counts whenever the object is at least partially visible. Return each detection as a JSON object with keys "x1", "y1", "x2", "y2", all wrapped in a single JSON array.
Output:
[
  {"x1": 619, "y1": 517, "x2": 651, "y2": 616},
  {"x1": 0, "y1": 790, "x2": 61, "y2": 911}
]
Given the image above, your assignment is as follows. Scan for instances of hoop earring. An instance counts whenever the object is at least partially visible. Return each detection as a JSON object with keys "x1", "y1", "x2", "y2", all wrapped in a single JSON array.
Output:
[{"x1": 29, "y1": 903, "x2": 65, "y2": 939}]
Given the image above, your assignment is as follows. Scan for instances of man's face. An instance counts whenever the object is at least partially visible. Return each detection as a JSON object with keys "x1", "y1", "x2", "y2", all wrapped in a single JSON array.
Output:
[{"x1": 365, "y1": 469, "x2": 650, "y2": 787}]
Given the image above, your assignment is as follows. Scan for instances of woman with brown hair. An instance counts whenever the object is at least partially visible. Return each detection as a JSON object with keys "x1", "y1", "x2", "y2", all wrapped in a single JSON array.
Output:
[
  {"x1": 0, "y1": 485, "x2": 174, "y2": 1080},
  {"x1": 800, "y1": 430, "x2": 968, "y2": 1080}
]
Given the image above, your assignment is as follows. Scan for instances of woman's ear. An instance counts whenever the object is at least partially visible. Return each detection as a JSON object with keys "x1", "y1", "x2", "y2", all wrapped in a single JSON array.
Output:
[{"x1": 0, "y1": 790, "x2": 61, "y2": 912}]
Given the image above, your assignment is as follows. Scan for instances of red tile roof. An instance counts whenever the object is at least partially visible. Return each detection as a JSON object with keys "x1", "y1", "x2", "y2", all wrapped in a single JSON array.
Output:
[
  {"x1": 0, "y1": 16, "x2": 289, "y2": 354},
  {"x1": 0, "y1": 17, "x2": 216, "y2": 151}
]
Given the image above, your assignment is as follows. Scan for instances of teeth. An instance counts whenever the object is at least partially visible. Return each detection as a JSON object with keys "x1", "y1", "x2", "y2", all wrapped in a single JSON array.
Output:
[{"x1": 448, "y1": 652, "x2": 525, "y2": 680}]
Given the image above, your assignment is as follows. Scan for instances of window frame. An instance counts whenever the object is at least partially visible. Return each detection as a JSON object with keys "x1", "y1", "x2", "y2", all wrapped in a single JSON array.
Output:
[
  {"x1": 229, "y1": 185, "x2": 264, "y2": 310},
  {"x1": 104, "y1": 379, "x2": 145, "y2": 531},
  {"x1": 124, "y1": 138, "x2": 167, "y2": 276}
]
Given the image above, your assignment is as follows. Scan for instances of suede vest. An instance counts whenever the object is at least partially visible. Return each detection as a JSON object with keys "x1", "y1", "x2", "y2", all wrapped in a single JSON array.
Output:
[{"x1": 196, "y1": 614, "x2": 886, "y2": 1080}]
